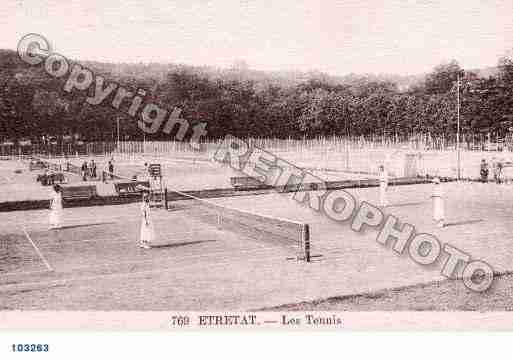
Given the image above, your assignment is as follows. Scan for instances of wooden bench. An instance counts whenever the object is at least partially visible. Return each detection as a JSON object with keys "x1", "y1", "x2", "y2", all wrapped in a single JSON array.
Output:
[
  {"x1": 66, "y1": 163, "x2": 82, "y2": 175},
  {"x1": 60, "y1": 185, "x2": 98, "y2": 200},
  {"x1": 230, "y1": 176, "x2": 269, "y2": 190},
  {"x1": 29, "y1": 160, "x2": 47, "y2": 171},
  {"x1": 36, "y1": 172, "x2": 66, "y2": 185},
  {"x1": 103, "y1": 171, "x2": 125, "y2": 180},
  {"x1": 114, "y1": 180, "x2": 150, "y2": 197}
]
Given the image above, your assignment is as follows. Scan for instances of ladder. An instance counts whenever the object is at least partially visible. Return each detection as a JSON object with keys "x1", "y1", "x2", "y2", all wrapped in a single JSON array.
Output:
[
  {"x1": 148, "y1": 163, "x2": 164, "y2": 208},
  {"x1": 149, "y1": 179, "x2": 164, "y2": 208}
]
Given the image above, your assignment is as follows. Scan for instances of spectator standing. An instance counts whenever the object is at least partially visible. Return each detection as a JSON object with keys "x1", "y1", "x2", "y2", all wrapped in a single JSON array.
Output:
[
  {"x1": 480, "y1": 159, "x2": 489, "y2": 183},
  {"x1": 102, "y1": 161, "x2": 109, "y2": 183},
  {"x1": 496, "y1": 159, "x2": 503, "y2": 184},
  {"x1": 108, "y1": 160, "x2": 114, "y2": 180},
  {"x1": 90, "y1": 159, "x2": 97, "y2": 179},
  {"x1": 81, "y1": 161, "x2": 88, "y2": 181},
  {"x1": 491, "y1": 157, "x2": 499, "y2": 183}
]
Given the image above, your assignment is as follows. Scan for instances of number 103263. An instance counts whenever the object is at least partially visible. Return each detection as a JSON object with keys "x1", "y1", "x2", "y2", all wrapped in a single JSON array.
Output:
[{"x1": 11, "y1": 344, "x2": 49, "y2": 352}]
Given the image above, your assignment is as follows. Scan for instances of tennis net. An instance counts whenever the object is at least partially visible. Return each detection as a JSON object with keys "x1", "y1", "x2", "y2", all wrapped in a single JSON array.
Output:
[{"x1": 166, "y1": 189, "x2": 311, "y2": 262}]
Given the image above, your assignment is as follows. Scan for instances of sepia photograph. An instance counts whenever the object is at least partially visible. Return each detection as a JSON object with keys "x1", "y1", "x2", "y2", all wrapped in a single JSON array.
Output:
[{"x1": 1, "y1": 0, "x2": 513, "y2": 340}]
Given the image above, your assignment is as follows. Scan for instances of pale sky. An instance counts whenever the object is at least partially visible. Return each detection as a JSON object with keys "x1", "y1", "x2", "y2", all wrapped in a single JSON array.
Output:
[{"x1": 1, "y1": 0, "x2": 512, "y2": 75}]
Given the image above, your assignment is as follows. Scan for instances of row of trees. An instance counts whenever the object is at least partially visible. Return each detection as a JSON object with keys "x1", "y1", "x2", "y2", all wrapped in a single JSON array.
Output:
[{"x1": 0, "y1": 49, "x2": 512, "y2": 143}]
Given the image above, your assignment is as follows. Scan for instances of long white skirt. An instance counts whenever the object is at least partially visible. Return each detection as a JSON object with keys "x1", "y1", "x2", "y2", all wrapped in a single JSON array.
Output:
[
  {"x1": 140, "y1": 218, "x2": 155, "y2": 245},
  {"x1": 433, "y1": 197, "x2": 444, "y2": 221},
  {"x1": 379, "y1": 183, "x2": 388, "y2": 206},
  {"x1": 49, "y1": 208, "x2": 63, "y2": 228}
]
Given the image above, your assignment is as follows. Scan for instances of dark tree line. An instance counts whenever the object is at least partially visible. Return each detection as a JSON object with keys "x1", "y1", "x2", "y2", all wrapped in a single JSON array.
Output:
[{"x1": 0, "y1": 49, "x2": 512, "y2": 144}]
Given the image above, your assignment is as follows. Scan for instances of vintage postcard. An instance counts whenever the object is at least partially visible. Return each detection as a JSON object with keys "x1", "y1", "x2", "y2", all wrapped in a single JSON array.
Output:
[{"x1": 1, "y1": 0, "x2": 513, "y2": 345}]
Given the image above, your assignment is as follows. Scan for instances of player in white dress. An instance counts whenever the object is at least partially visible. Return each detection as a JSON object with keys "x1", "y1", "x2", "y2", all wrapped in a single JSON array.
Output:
[
  {"x1": 49, "y1": 185, "x2": 63, "y2": 230},
  {"x1": 139, "y1": 191, "x2": 155, "y2": 249},
  {"x1": 378, "y1": 165, "x2": 388, "y2": 207},
  {"x1": 432, "y1": 177, "x2": 445, "y2": 228}
]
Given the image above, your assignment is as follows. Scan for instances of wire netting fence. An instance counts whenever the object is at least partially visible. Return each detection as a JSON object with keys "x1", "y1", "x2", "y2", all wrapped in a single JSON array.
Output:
[{"x1": 3, "y1": 133, "x2": 513, "y2": 179}]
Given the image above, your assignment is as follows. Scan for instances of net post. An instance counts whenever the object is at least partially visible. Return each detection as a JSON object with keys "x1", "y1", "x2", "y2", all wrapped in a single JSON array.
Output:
[
  {"x1": 164, "y1": 188, "x2": 168, "y2": 210},
  {"x1": 303, "y1": 224, "x2": 311, "y2": 263}
]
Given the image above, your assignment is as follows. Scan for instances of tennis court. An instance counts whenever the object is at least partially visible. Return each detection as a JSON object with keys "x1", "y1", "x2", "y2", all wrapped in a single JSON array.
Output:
[{"x1": 2, "y1": 180, "x2": 512, "y2": 310}]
